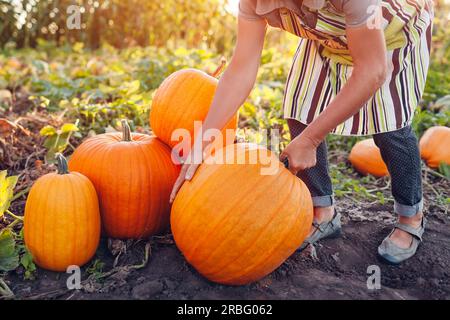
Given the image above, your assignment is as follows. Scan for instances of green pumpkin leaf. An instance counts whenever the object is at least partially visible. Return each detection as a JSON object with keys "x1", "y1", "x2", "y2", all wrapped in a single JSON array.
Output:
[
  {"x1": 40, "y1": 125, "x2": 57, "y2": 137},
  {"x1": 0, "y1": 171, "x2": 18, "y2": 218},
  {"x1": 124, "y1": 80, "x2": 141, "y2": 95},
  {"x1": 43, "y1": 135, "x2": 58, "y2": 149},
  {"x1": 45, "y1": 150, "x2": 56, "y2": 164},
  {"x1": 438, "y1": 163, "x2": 450, "y2": 178},
  {"x1": 98, "y1": 83, "x2": 115, "y2": 94},
  {"x1": 20, "y1": 250, "x2": 36, "y2": 280},
  {"x1": 60, "y1": 123, "x2": 79, "y2": 134},
  {"x1": 0, "y1": 229, "x2": 19, "y2": 272},
  {"x1": 38, "y1": 96, "x2": 50, "y2": 108},
  {"x1": 31, "y1": 60, "x2": 49, "y2": 74},
  {"x1": 72, "y1": 42, "x2": 84, "y2": 53}
]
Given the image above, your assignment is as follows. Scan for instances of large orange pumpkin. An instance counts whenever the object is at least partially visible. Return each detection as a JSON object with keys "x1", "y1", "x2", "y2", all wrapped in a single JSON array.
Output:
[
  {"x1": 171, "y1": 143, "x2": 313, "y2": 285},
  {"x1": 349, "y1": 139, "x2": 389, "y2": 177},
  {"x1": 24, "y1": 154, "x2": 101, "y2": 271},
  {"x1": 69, "y1": 120, "x2": 180, "y2": 239},
  {"x1": 150, "y1": 68, "x2": 238, "y2": 154},
  {"x1": 419, "y1": 126, "x2": 450, "y2": 168}
]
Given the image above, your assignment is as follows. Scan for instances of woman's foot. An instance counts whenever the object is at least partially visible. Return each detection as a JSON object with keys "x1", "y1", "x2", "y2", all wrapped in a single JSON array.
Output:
[
  {"x1": 378, "y1": 212, "x2": 426, "y2": 264},
  {"x1": 306, "y1": 206, "x2": 335, "y2": 237},
  {"x1": 299, "y1": 207, "x2": 341, "y2": 251}
]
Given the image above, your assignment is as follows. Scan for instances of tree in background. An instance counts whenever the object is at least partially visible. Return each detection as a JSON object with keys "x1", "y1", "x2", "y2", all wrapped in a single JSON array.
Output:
[{"x1": 0, "y1": 0, "x2": 237, "y2": 52}]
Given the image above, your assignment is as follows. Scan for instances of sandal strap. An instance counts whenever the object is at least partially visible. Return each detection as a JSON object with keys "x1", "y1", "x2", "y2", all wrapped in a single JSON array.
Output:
[
  {"x1": 312, "y1": 221, "x2": 324, "y2": 232},
  {"x1": 394, "y1": 217, "x2": 426, "y2": 242},
  {"x1": 312, "y1": 210, "x2": 339, "y2": 234}
]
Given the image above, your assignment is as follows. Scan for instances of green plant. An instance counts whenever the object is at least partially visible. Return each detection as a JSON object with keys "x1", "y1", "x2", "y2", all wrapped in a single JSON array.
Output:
[
  {"x1": 0, "y1": 228, "x2": 18, "y2": 272},
  {"x1": 0, "y1": 171, "x2": 36, "y2": 297},
  {"x1": 412, "y1": 107, "x2": 450, "y2": 138},
  {"x1": 0, "y1": 227, "x2": 36, "y2": 298},
  {"x1": 0, "y1": 170, "x2": 18, "y2": 221},
  {"x1": 86, "y1": 259, "x2": 106, "y2": 281},
  {"x1": 0, "y1": 228, "x2": 36, "y2": 280},
  {"x1": 330, "y1": 163, "x2": 390, "y2": 204},
  {"x1": 40, "y1": 121, "x2": 81, "y2": 163},
  {"x1": 438, "y1": 163, "x2": 450, "y2": 179}
]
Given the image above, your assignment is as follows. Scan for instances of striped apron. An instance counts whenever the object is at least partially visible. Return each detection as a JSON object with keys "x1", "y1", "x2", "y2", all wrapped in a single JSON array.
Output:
[{"x1": 282, "y1": 0, "x2": 434, "y2": 136}]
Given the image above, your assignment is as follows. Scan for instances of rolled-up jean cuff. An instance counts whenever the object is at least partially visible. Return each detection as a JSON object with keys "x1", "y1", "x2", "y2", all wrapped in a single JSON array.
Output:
[
  {"x1": 394, "y1": 199, "x2": 424, "y2": 217},
  {"x1": 312, "y1": 195, "x2": 334, "y2": 208}
]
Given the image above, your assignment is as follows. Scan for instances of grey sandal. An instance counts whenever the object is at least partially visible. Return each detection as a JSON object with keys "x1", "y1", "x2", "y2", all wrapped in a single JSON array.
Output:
[
  {"x1": 378, "y1": 217, "x2": 427, "y2": 264},
  {"x1": 299, "y1": 210, "x2": 342, "y2": 251}
]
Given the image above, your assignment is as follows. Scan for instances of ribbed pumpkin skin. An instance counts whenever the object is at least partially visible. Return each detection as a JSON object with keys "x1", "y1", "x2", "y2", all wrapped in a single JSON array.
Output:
[
  {"x1": 420, "y1": 126, "x2": 450, "y2": 168},
  {"x1": 150, "y1": 69, "x2": 238, "y2": 150},
  {"x1": 349, "y1": 139, "x2": 388, "y2": 177},
  {"x1": 171, "y1": 144, "x2": 313, "y2": 285},
  {"x1": 24, "y1": 172, "x2": 101, "y2": 272},
  {"x1": 69, "y1": 134, "x2": 180, "y2": 239}
]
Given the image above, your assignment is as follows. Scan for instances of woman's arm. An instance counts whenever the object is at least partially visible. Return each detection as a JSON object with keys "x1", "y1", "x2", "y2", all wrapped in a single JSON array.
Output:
[
  {"x1": 170, "y1": 16, "x2": 267, "y2": 202},
  {"x1": 281, "y1": 25, "x2": 388, "y2": 174},
  {"x1": 201, "y1": 17, "x2": 267, "y2": 137}
]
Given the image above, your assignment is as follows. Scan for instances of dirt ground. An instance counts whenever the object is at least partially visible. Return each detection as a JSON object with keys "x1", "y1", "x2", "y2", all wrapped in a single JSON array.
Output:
[{"x1": 5, "y1": 196, "x2": 450, "y2": 300}]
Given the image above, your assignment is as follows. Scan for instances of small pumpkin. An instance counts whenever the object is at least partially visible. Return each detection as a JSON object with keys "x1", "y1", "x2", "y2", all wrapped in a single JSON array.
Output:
[
  {"x1": 150, "y1": 65, "x2": 238, "y2": 154},
  {"x1": 349, "y1": 139, "x2": 388, "y2": 177},
  {"x1": 24, "y1": 154, "x2": 101, "y2": 272},
  {"x1": 69, "y1": 120, "x2": 180, "y2": 239},
  {"x1": 419, "y1": 126, "x2": 450, "y2": 168},
  {"x1": 171, "y1": 143, "x2": 313, "y2": 285},
  {"x1": 6, "y1": 57, "x2": 21, "y2": 69}
]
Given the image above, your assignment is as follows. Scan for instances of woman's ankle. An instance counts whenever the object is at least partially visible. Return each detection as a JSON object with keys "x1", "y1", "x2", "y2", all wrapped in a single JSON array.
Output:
[
  {"x1": 398, "y1": 211, "x2": 423, "y2": 228},
  {"x1": 313, "y1": 206, "x2": 335, "y2": 223}
]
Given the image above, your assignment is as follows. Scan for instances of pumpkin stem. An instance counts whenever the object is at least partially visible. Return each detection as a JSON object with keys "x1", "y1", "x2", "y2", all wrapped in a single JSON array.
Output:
[
  {"x1": 210, "y1": 57, "x2": 227, "y2": 78},
  {"x1": 55, "y1": 153, "x2": 69, "y2": 175},
  {"x1": 121, "y1": 119, "x2": 132, "y2": 142}
]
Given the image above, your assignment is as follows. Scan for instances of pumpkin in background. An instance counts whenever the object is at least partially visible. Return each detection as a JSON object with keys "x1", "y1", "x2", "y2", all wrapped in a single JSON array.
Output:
[
  {"x1": 6, "y1": 57, "x2": 21, "y2": 69},
  {"x1": 171, "y1": 143, "x2": 313, "y2": 285},
  {"x1": 24, "y1": 154, "x2": 100, "y2": 272},
  {"x1": 349, "y1": 139, "x2": 388, "y2": 177},
  {"x1": 419, "y1": 126, "x2": 450, "y2": 168},
  {"x1": 150, "y1": 66, "x2": 238, "y2": 154},
  {"x1": 69, "y1": 120, "x2": 180, "y2": 239}
]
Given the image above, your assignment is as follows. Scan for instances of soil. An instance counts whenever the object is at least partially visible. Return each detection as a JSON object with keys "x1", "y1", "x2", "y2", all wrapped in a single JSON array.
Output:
[
  {"x1": 3, "y1": 197, "x2": 449, "y2": 300},
  {"x1": 1, "y1": 102, "x2": 450, "y2": 301}
]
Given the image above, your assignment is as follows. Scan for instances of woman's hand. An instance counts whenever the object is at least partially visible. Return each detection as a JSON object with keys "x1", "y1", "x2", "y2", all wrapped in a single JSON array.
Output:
[
  {"x1": 280, "y1": 134, "x2": 319, "y2": 175},
  {"x1": 169, "y1": 160, "x2": 201, "y2": 203},
  {"x1": 169, "y1": 146, "x2": 204, "y2": 203}
]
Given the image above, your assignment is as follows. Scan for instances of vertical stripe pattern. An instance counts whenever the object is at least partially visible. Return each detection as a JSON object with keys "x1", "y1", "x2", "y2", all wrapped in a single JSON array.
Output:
[{"x1": 282, "y1": 0, "x2": 434, "y2": 136}]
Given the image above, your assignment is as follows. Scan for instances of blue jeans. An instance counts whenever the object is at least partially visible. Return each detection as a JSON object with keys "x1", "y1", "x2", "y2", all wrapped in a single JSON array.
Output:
[{"x1": 288, "y1": 120, "x2": 423, "y2": 217}]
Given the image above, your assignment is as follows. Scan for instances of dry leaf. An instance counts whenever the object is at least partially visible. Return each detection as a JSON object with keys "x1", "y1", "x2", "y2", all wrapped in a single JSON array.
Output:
[{"x1": 0, "y1": 119, "x2": 17, "y2": 137}]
